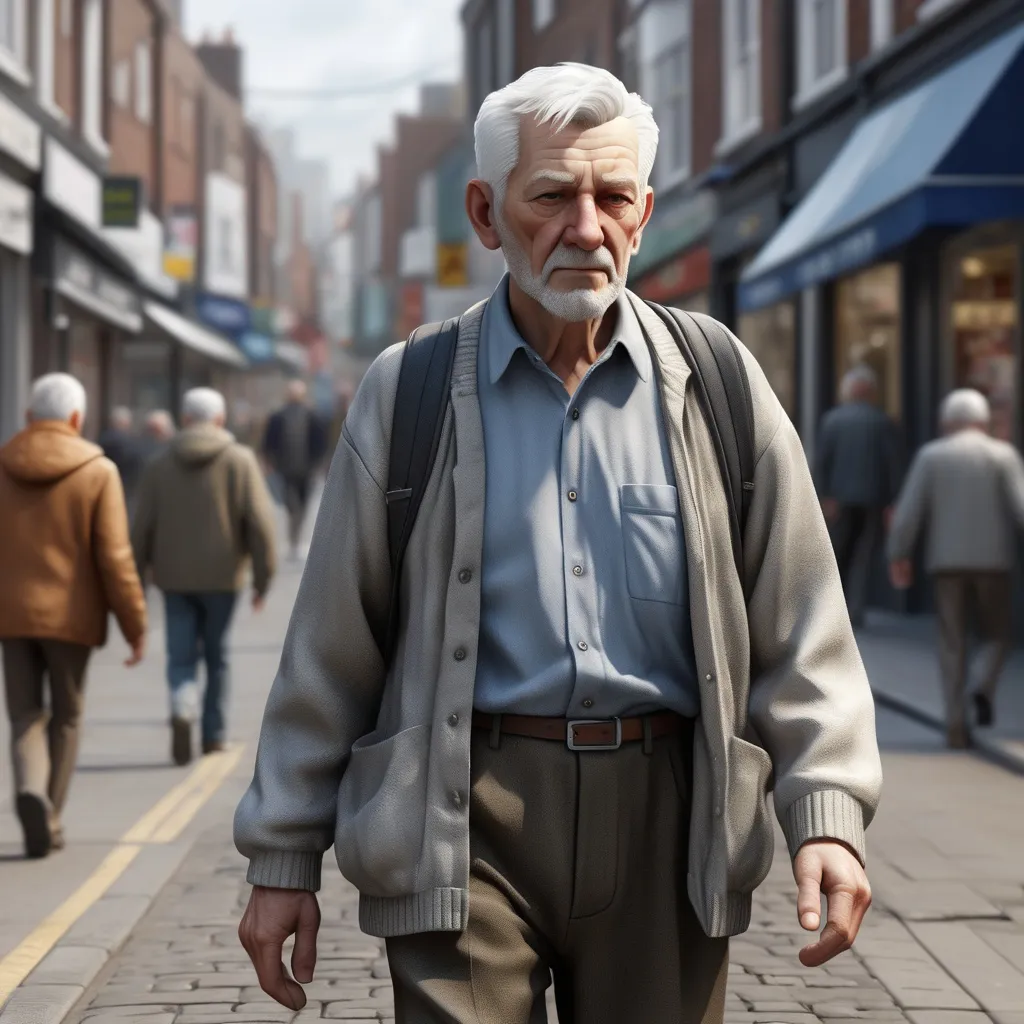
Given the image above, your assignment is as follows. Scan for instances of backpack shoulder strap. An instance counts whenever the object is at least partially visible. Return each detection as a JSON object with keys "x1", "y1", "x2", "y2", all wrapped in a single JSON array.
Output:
[
  {"x1": 644, "y1": 301, "x2": 755, "y2": 583},
  {"x1": 384, "y1": 316, "x2": 460, "y2": 661}
]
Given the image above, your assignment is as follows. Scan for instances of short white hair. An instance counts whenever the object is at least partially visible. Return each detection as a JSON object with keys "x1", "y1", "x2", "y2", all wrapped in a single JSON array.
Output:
[
  {"x1": 474, "y1": 63, "x2": 659, "y2": 211},
  {"x1": 840, "y1": 365, "x2": 878, "y2": 402},
  {"x1": 30, "y1": 373, "x2": 87, "y2": 423},
  {"x1": 941, "y1": 388, "x2": 990, "y2": 428},
  {"x1": 182, "y1": 388, "x2": 226, "y2": 425}
]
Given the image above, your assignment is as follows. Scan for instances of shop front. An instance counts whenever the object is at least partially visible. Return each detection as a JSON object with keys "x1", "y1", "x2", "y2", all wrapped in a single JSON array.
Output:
[{"x1": 633, "y1": 246, "x2": 711, "y2": 314}]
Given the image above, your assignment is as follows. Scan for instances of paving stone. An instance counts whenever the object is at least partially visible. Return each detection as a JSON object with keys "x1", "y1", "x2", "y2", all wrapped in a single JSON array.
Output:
[
  {"x1": 25, "y1": 947, "x2": 109, "y2": 989},
  {"x1": 0, "y1": 986, "x2": 86, "y2": 1024},
  {"x1": 907, "y1": 1013, "x2": 996, "y2": 1024}
]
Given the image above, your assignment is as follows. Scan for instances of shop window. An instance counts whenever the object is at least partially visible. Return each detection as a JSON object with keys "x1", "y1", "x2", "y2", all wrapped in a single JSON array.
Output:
[
  {"x1": 722, "y1": 0, "x2": 761, "y2": 145},
  {"x1": 834, "y1": 263, "x2": 902, "y2": 421},
  {"x1": 795, "y1": 0, "x2": 847, "y2": 109},
  {"x1": 652, "y1": 39, "x2": 691, "y2": 186},
  {"x1": 952, "y1": 244, "x2": 1018, "y2": 443},
  {"x1": 739, "y1": 301, "x2": 797, "y2": 417}
]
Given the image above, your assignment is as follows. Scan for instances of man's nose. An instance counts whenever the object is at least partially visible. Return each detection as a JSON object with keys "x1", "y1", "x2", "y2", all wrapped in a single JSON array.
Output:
[{"x1": 563, "y1": 195, "x2": 603, "y2": 250}]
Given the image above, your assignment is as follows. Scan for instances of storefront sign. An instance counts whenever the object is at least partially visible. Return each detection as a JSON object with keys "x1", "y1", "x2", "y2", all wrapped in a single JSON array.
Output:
[
  {"x1": 163, "y1": 206, "x2": 197, "y2": 282},
  {"x1": 203, "y1": 173, "x2": 248, "y2": 299},
  {"x1": 196, "y1": 293, "x2": 250, "y2": 339},
  {"x1": 0, "y1": 172, "x2": 34, "y2": 255},
  {"x1": 102, "y1": 177, "x2": 142, "y2": 228},
  {"x1": 710, "y1": 193, "x2": 781, "y2": 260},
  {"x1": 0, "y1": 93, "x2": 41, "y2": 171},
  {"x1": 105, "y1": 208, "x2": 176, "y2": 298},
  {"x1": 629, "y1": 189, "x2": 717, "y2": 279},
  {"x1": 635, "y1": 246, "x2": 711, "y2": 304},
  {"x1": 436, "y1": 242, "x2": 468, "y2": 287},
  {"x1": 52, "y1": 238, "x2": 142, "y2": 333},
  {"x1": 239, "y1": 332, "x2": 275, "y2": 362},
  {"x1": 43, "y1": 138, "x2": 101, "y2": 232}
]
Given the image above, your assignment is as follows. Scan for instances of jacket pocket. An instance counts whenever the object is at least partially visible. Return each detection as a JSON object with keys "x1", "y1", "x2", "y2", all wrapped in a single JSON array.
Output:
[
  {"x1": 724, "y1": 735, "x2": 775, "y2": 894},
  {"x1": 620, "y1": 484, "x2": 685, "y2": 605},
  {"x1": 334, "y1": 724, "x2": 430, "y2": 897}
]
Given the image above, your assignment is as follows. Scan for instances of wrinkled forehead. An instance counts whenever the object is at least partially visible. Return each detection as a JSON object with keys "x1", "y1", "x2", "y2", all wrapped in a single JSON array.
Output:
[{"x1": 511, "y1": 114, "x2": 642, "y2": 191}]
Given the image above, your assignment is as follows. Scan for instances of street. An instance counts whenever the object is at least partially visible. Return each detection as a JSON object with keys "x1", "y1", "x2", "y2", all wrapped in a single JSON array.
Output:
[{"x1": 3, "y1": 542, "x2": 1024, "y2": 1023}]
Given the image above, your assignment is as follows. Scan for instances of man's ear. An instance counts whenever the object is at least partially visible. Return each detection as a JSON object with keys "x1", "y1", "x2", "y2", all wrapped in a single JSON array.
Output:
[
  {"x1": 466, "y1": 180, "x2": 502, "y2": 251},
  {"x1": 632, "y1": 187, "x2": 655, "y2": 254}
]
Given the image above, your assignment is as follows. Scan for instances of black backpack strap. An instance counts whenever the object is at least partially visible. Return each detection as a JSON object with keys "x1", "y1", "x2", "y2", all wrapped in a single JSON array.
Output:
[
  {"x1": 644, "y1": 301, "x2": 755, "y2": 585},
  {"x1": 384, "y1": 317, "x2": 460, "y2": 661}
]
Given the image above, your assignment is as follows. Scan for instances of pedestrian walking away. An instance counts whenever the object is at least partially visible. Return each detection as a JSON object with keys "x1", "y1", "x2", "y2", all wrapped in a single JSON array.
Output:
[
  {"x1": 234, "y1": 64, "x2": 881, "y2": 1024},
  {"x1": 98, "y1": 405, "x2": 146, "y2": 514},
  {"x1": 0, "y1": 374, "x2": 147, "y2": 859},
  {"x1": 888, "y1": 387, "x2": 1024, "y2": 748},
  {"x1": 814, "y1": 365, "x2": 903, "y2": 627},
  {"x1": 137, "y1": 408, "x2": 176, "y2": 464},
  {"x1": 132, "y1": 387, "x2": 277, "y2": 767},
  {"x1": 261, "y1": 379, "x2": 328, "y2": 560}
]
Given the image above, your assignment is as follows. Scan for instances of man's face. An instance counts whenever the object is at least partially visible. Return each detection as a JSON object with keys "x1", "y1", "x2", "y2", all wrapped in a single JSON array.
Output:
[{"x1": 495, "y1": 115, "x2": 653, "y2": 322}]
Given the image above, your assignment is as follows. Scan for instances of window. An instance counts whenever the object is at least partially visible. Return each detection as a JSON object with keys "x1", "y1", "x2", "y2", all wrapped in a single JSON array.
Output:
[
  {"x1": 212, "y1": 121, "x2": 225, "y2": 171},
  {"x1": 134, "y1": 40, "x2": 152, "y2": 123},
  {"x1": 0, "y1": 0, "x2": 27, "y2": 79},
  {"x1": 36, "y1": 0, "x2": 55, "y2": 106},
  {"x1": 532, "y1": 0, "x2": 555, "y2": 32},
  {"x1": 111, "y1": 58, "x2": 130, "y2": 109},
  {"x1": 180, "y1": 92, "x2": 193, "y2": 150},
  {"x1": 60, "y1": 0, "x2": 72, "y2": 36},
  {"x1": 652, "y1": 41, "x2": 691, "y2": 186},
  {"x1": 722, "y1": 0, "x2": 761, "y2": 144},
  {"x1": 795, "y1": 0, "x2": 846, "y2": 108},
  {"x1": 497, "y1": 0, "x2": 515, "y2": 87},
  {"x1": 870, "y1": 0, "x2": 893, "y2": 50},
  {"x1": 81, "y1": 0, "x2": 105, "y2": 148}
]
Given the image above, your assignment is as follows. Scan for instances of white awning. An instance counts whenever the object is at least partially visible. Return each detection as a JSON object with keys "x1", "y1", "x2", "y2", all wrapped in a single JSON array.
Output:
[{"x1": 144, "y1": 301, "x2": 248, "y2": 369}]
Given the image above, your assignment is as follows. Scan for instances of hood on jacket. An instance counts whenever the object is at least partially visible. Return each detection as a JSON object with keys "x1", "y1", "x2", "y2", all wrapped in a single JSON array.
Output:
[
  {"x1": 172, "y1": 424, "x2": 236, "y2": 467},
  {"x1": 0, "y1": 421, "x2": 104, "y2": 484}
]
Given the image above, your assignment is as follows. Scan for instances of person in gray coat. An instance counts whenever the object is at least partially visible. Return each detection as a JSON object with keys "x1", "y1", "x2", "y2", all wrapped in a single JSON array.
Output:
[
  {"x1": 888, "y1": 388, "x2": 1024, "y2": 748},
  {"x1": 815, "y1": 366, "x2": 903, "y2": 626}
]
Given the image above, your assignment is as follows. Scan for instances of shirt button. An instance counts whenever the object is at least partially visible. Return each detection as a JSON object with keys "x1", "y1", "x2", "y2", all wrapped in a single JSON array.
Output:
[
  {"x1": 448, "y1": 713, "x2": 459, "y2": 727},
  {"x1": 568, "y1": 490, "x2": 578, "y2": 502},
  {"x1": 572, "y1": 565, "x2": 583, "y2": 577},
  {"x1": 583, "y1": 699, "x2": 594, "y2": 709},
  {"x1": 454, "y1": 647, "x2": 467, "y2": 661},
  {"x1": 706, "y1": 673, "x2": 714, "y2": 682},
  {"x1": 571, "y1": 408, "x2": 580, "y2": 420},
  {"x1": 458, "y1": 569, "x2": 472, "y2": 584},
  {"x1": 577, "y1": 640, "x2": 588, "y2": 652}
]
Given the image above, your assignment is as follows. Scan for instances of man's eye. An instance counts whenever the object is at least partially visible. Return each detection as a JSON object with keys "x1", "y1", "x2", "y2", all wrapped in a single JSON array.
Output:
[
  {"x1": 606, "y1": 194, "x2": 632, "y2": 206},
  {"x1": 535, "y1": 192, "x2": 563, "y2": 201}
]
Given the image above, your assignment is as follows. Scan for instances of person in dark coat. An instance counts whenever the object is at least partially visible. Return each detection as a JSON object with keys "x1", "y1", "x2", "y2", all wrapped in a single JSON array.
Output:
[{"x1": 98, "y1": 406, "x2": 145, "y2": 513}]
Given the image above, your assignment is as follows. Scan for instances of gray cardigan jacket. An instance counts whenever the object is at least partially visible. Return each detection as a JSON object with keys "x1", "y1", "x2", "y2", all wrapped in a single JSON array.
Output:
[{"x1": 234, "y1": 295, "x2": 883, "y2": 940}]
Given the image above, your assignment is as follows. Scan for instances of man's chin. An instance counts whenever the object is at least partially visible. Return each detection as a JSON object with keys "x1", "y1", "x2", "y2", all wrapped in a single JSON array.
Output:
[{"x1": 538, "y1": 285, "x2": 621, "y2": 322}]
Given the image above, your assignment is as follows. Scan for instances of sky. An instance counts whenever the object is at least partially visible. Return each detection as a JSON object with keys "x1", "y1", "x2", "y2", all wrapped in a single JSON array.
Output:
[{"x1": 184, "y1": 0, "x2": 465, "y2": 198}]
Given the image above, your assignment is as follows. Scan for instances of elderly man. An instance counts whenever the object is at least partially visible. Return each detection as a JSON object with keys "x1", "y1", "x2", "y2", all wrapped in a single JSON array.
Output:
[
  {"x1": 889, "y1": 388, "x2": 1024, "y2": 748},
  {"x1": 815, "y1": 366, "x2": 903, "y2": 626},
  {"x1": 132, "y1": 389, "x2": 276, "y2": 766},
  {"x1": 261, "y1": 380, "x2": 328, "y2": 560},
  {"x1": 0, "y1": 374, "x2": 147, "y2": 858},
  {"x1": 235, "y1": 64, "x2": 881, "y2": 1023},
  {"x1": 99, "y1": 405, "x2": 144, "y2": 507}
]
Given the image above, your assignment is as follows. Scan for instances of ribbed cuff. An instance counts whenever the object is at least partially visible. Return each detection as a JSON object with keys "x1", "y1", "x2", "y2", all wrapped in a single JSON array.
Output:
[
  {"x1": 245, "y1": 850, "x2": 323, "y2": 891},
  {"x1": 359, "y1": 888, "x2": 469, "y2": 938},
  {"x1": 781, "y1": 790, "x2": 867, "y2": 866}
]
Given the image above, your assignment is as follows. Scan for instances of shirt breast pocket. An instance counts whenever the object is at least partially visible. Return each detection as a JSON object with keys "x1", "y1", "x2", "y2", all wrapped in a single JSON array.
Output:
[{"x1": 620, "y1": 484, "x2": 686, "y2": 606}]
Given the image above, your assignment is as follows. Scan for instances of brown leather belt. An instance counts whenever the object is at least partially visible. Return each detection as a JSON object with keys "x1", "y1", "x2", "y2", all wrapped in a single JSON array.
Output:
[{"x1": 472, "y1": 710, "x2": 686, "y2": 751}]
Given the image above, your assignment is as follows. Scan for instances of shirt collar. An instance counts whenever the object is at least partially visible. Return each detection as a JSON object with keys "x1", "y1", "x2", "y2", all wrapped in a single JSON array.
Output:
[{"x1": 486, "y1": 274, "x2": 651, "y2": 385}]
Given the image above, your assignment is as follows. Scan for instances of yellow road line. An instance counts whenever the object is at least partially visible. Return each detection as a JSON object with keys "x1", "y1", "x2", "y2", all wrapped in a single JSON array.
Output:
[
  {"x1": 0, "y1": 844, "x2": 141, "y2": 1002},
  {"x1": 0, "y1": 743, "x2": 246, "y2": 1006}
]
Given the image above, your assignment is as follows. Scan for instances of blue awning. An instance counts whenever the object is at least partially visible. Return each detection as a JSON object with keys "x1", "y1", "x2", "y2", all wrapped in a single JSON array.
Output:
[{"x1": 739, "y1": 22, "x2": 1024, "y2": 312}]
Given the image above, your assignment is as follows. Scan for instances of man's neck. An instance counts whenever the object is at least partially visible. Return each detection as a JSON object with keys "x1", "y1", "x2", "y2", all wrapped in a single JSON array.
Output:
[{"x1": 506, "y1": 277, "x2": 618, "y2": 395}]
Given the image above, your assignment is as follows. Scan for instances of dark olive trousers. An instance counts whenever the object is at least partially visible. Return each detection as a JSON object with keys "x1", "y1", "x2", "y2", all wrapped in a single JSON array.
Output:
[{"x1": 386, "y1": 723, "x2": 728, "y2": 1023}]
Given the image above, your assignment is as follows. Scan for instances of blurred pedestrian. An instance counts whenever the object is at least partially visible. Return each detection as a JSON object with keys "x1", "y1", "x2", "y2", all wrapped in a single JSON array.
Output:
[
  {"x1": 132, "y1": 388, "x2": 277, "y2": 766},
  {"x1": 261, "y1": 380, "x2": 328, "y2": 560},
  {"x1": 0, "y1": 374, "x2": 147, "y2": 858},
  {"x1": 888, "y1": 388, "x2": 1024, "y2": 748},
  {"x1": 98, "y1": 405, "x2": 145, "y2": 508},
  {"x1": 814, "y1": 365, "x2": 903, "y2": 626},
  {"x1": 136, "y1": 409, "x2": 175, "y2": 465}
]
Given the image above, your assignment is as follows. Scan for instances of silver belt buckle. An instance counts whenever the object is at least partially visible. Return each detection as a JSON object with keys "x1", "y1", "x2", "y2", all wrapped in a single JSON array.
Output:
[{"x1": 566, "y1": 717, "x2": 622, "y2": 751}]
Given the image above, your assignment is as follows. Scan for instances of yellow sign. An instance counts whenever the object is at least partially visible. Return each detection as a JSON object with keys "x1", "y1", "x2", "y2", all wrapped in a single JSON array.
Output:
[
  {"x1": 163, "y1": 252, "x2": 195, "y2": 281},
  {"x1": 436, "y1": 243, "x2": 468, "y2": 288}
]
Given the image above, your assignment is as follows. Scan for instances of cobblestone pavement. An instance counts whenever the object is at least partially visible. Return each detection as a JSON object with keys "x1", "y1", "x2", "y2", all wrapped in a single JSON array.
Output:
[{"x1": 57, "y1": 704, "x2": 1024, "y2": 1024}]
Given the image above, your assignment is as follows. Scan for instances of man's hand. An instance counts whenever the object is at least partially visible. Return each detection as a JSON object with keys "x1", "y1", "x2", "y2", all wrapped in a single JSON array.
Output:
[
  {"x1": 125, "y1": 636, "x2": 145, "y2": 667},
  {"x1": 238, "y1": 886, "x2": 320, "y2": 1009},
  {"x1": 821, "y1": 498, "x2": 839, "y2": 523},
  {"x1": 252, "y1": 593, "x2": 266, "y2": 612},
  {"x1": 889, "y1": 559, "x2": 913, "y2": 590},
  {"x1": 794, "y1": 840, "x2": 872, "y2": 967}
]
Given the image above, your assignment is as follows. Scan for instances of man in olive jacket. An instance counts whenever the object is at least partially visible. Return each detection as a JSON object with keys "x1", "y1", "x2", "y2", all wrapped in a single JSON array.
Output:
[
  {"x1": 235, "y1": 65, "x2": 882, "y2": 1024},
  {"x1": 133, "y1": 388, "x2": 276, "y2": 767}
]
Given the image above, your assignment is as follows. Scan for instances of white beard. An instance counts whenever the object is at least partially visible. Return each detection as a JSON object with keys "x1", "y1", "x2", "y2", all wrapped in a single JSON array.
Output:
[{"x1": 494, "y1": 213, "x2": 629, "y2": 323}]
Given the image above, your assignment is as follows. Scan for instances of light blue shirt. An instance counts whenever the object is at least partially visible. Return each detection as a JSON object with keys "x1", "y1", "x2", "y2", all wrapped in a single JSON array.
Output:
[{"x1": 473, "y1": 277, "x2": 700, "y2": 719}]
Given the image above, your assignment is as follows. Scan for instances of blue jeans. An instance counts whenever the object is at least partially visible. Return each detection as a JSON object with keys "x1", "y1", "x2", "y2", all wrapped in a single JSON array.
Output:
[{"x1": 163, "y1": 592, "x2": 238, "y2": 745}]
